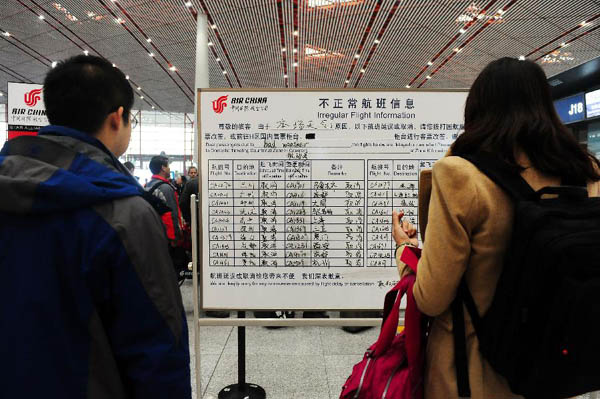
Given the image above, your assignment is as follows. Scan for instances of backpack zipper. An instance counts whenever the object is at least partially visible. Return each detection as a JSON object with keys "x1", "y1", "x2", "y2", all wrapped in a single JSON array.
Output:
[
  {"x1": 381, "y1": 361, "x2": 404, "y2": 399},
  {"x1": 354, "y1": 350, "x2": 373, "y2": 399}
]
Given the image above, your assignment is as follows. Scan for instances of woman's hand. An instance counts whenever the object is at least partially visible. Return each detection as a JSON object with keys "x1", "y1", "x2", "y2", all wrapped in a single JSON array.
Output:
[{"x1": 392, "y1": 210, "x2": 419, "y2": 247}]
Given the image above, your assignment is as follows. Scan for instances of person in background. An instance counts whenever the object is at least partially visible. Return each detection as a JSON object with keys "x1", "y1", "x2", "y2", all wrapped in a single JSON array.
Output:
[
  {"x1": 187, "y1": 165, "x2": 198, "y2": 179},
  {"x1": 393, "y1": 57, "x2": 600, "y2": 399},
  {"x1": 174, "y1": 174, "x2": 187, "y2": 196},
  {"x1": 0, "y1": 55, "x2": 190, "y2": 398},
  {"x1": 146, "y1": 155, "x2": 184, "y2": 247},
  {"x1": 124, "y1": 160, "x2": 135, "y2": 174}
]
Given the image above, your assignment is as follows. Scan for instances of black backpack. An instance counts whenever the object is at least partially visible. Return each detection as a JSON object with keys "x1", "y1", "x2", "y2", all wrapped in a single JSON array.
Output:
[{"x1": 452, "y1": 153, "x2": 600, "y2": 399}]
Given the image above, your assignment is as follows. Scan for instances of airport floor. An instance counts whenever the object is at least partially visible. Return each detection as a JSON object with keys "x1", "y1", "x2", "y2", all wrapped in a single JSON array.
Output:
[{"x1": 180, "y1": 281, "x2": 600, "y2": 399}]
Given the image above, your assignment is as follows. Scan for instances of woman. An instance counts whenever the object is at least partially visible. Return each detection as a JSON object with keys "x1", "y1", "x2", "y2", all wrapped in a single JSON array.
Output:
[{"x1": 393, "y1": 57, "x2": 600, "y2": 398}]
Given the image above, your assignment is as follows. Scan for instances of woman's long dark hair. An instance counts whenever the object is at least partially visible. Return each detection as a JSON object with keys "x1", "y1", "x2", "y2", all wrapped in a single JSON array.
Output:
[{"x1": 451, "y1": 57, "x2": 600, "y2": 182}]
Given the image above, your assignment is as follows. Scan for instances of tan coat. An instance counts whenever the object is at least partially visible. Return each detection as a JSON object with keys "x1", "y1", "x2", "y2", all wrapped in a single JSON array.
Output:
[{"x1": 398, "y1": 156, "x2": 600, "y2": 399}]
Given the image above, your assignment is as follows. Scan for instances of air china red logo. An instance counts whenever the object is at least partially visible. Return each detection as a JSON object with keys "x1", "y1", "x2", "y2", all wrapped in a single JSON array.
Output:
[
  {"x1": 212, "y1": 95, "x2": 228, "y2": 114},
  {"x1": 24, "y1": 88, "x2": 43, "y2": 107}
]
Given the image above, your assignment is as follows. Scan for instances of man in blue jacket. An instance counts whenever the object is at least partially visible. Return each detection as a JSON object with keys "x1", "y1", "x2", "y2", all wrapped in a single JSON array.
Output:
[{"x1": 0, "y1": 55, "x2": 191, "y2": 398}]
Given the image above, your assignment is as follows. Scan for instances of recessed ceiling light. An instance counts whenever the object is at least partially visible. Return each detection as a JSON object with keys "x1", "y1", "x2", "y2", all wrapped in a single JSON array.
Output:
[
  {"x1": 293, "y1": 62, "x2": 298, "y2": 67},
  {"x1": 169, "y1": 65, "x2": 177, "y2": 72},
  {"x1": 140, "y1": 96, "x2": 144, "y2": 99},
  {"x1": 560, "y1": 42, "x2": 567, "y2": 47},
  {"x1": 293, "y1": 48, "x2": 297, "y2": 53},
  {"x1": 3, "y1": 32, "x2": 10, "y2": 37},
  {"x1": 38, "y1": 15, "x2": 45, "y2": 20},
  {"x1": 151, "y1": 106, "x2": 155, "y2": 109},
  {"x1": 497, "y1": 9, "x2": 505, "y2": 15},
  {"x1": 281, "y1": 47, "x2": 286, "y2": 52},
  {"x1": 0, "y1": 92, "x2": 3, "y2": 97},
  {"x1": 284, "y1": 74, "x2": 288, "y2": 78},
  {"x1": 222, "y1": 70, "x2": 227, "y2": 74},
  {"x1": 405, "y1": 85, "x2": 410, "y2": 88},
  {"x1": 112, "y1": 63, "x2": 116, "y2": 67},
  {"x1": 215, "y1": 57, "x2": 220, "y2": 62},
  {"x1": 137, "y1": 87, "x2": 141, "y2": 90},
  {"x1": 211, "y1": 24, "x2": 217, "y2": 29},
  {"x1": 148, "y1": 52, "x2": 155, "y2": 57},
  {"x1": 427, "y1": 61, "x2": 433, "y2": 66},
  {"x1": 580, "y1": 21, "x2": 588, "y2": 27},
  {"x1": 477, "y1": 14, "x2": 485, "y2": 19},
  {"x1": 51, "y1": 61, "x2": 57, "y2": 68},
  {"x1": 345, "y1": 79, "x2": 349, "y2": 83},
  {"x1": 426, "y1": 75, "x2": 431, "y2": 79},
  {"x1": 115, "y1": 18, "x2": 124, "y2": 24},
  {"x1": 125, "y1": 75, "x2": 129, "y2": 80},
  {"x1": 459, "y1": 28, "x2": 466, "y2": 34},
  {"x1": 354, "y1": 54, "x2": 360, "y2": 58},
  {"x1": 83, "y1": 50, "x2": 89, "y2": 55},
  {"x1": 374, "y1": 39, "x2": 380, "y2": 44},
  {"x1": 518, "y1": 55, "x2": 525, "y2": 61},
  {"x1": 360, "y1": 68, "x2": 365, "y2": 73},
  {"x1": 146, "y1": 38, "x2": 152, "y2": 42},
  {"x1": 208, "y1": 41, "x2": 213, "y2": 46},
  {"x1": 453, "y1": 47, "x2": 462, "y2": 52},
  {"x1": 185, "y1": 1, "x2": 192, "y2": 7},
  {"x1": 293, "y1": 30, "x2": 299, "y2": 36}
]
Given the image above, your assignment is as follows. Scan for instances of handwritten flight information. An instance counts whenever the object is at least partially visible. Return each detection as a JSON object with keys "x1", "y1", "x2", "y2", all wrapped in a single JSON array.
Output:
[{"x1": 200, "y1": 90, "x2": 467, "y2": 310}]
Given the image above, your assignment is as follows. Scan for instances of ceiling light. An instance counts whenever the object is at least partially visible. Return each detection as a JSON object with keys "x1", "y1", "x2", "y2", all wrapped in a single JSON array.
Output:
[
  {"x1": 293, "y1": 62, "x2": 298, "y2": 67},
  {"x1": 3, "y1": 32, "x2": 10, "y2": 37},
  {"x1": 427, "y1": 61, "x2": 433, "y2": 66},
  {"x1": 169, "y1": 65, "x2": 177, "y2": 71},
  {"x1": 374, "y1": 39, "x2": 380, "y2": 44},
  {"x1": 211, "y1": 24, "x2": 217, "y2": 29},
  {"x1": 38, "y1": 15, "x2": 45, "y2": 20},
  {"x1": 115, "y1": 18, "x2": 124, "y2": 24},
  {"x1": 83, "y1": 50, "x2": 89, "y2": 55},
  {"x1": 151, "y1": 106, "x2": 155, "y2": 109},
  {"x1": 137, "y1": 87, "x2": 141, "y2": 90},
  {"x1": 112, "y1": 63, "x2": 116, "y2": 67},
  {"x1": 459, "y1": 28, "x2": 466, "y2": 34},
  {"x1": 477, "y1": 13, "x2": 485, "y2": 19},
  {"x1": 354, "y1": 53, "x2": 360, "y2": 58},
  {"x1": 284, "y1": 74, "x2": 288, "y2": 78},
  {"x1": 426, "y1": 75, "x2": 431, "y2": 79},
  {"x1": 140, "y1": 96, "x2": 144, "y2": 99},
  {"x1": 146, "y1": 38, "x2": 152, "y2": 42},
  {"x1": 149, "y1": 52, "x2": 155, "y2": 57},
  {"x1": 453, "y1": 47, "x2": 462, "y2": 52},
  {"x1": 0, "y1": 92, "x2": 3, "y2": 97},
  {"x1": 215, "y1": 57, "x2": 220, "y2": 62},
  {"x1": 293, "y1": 30, "x2": 299, "y2": 36},
  {"x1": 281, "y1": 47, "x2": 286, "y2": 52},
  {"x1": 185, "y1": 1, "x2": 193, "y2": 7},
  {"x1": 51, "y1": 61, "x2": 58, "y2": 68},
  {"x1": 405, "y1": 85, "x2": 410, "y2": 88},
  {"x1": 518, "y1": 55, "x2": 525, "y2": 61},
  {"x1": 497, "y1": 9, "x2": 505, "y2": 15},
  {"x1": 560, "y1": 42, "x2": 567, "y2": 47},
  {"x1": 345, "y1": 79, "x2": 350, "y2": 84},
  {"x1": 125, "y1": 75, "x2": 129, "y2": 80},
  {"x1": 208, "y1": 41, "x2": 213, "y2": 46},
  {"x1": 222, "y1": 70, "x2": 227, "y2": 74},
  {"x1": 360, "y1": 68, "x2": 365, "y2": 73}
]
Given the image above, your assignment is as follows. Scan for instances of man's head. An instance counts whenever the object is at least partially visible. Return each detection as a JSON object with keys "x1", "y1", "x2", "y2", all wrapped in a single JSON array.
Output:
[
  {"x1": 187, "y1": 166, "x2": 198, "y2": 178},
  {"x1": 150, "y1": 156, "x2": 170, "y2": 178},
  {"x1": 43, "y1": 55, "x2": 134, "y2": 157},
  {"x1": 123, "y1": 161, "x2": 135, "y2": 174}
]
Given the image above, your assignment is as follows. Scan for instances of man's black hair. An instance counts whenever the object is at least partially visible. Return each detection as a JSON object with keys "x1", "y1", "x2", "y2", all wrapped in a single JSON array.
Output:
[
  {"x1": 124, "y1": 161, "x2": 135, "y2": 173},
  {"x1": 150, "y1": 156, "x2": 169, "y2": 175},
  {"x1": 43, "y1": 55, "x2": 134, "y2": 134}
]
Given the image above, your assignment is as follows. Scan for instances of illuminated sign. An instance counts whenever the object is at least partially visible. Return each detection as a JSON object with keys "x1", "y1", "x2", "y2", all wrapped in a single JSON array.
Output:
[
  {"x1": 554, "y1": 93, "x2": 585, "y2": 124},
  {"x1": 585, "y1": 89, "x2": 600, "y2": 119}
]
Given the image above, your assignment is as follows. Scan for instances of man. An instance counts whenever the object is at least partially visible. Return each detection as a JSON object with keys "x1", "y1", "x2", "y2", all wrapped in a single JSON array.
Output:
[
  {"x1": 146, "y1": 155, "x2": 184, "y2": 246},
  {"x1": 124, "y1": 160, "x2": 135, "y2": 174},
  {"x1": 0, "y1": 56, "x2": 190, "y2": 398},
  {"x1": 187, "y1": 165, "x2": 198, "y2": 179}
]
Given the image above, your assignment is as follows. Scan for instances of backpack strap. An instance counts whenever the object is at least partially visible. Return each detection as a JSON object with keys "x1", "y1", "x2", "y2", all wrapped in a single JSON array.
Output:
[
  {"x1": 452, "y1": 278, "x2": 483, "y2": 398},
  {"x1": 147, "y1": 180, "x2": 169, "y2": 196},
  {"x1": 459, "y1": 153, "x2": 536, "y2": 201}
]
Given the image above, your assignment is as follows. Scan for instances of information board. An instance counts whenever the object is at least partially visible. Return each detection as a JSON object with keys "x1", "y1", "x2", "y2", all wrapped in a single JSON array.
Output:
[
  {"x1": 199, "y1": 89, "x2": 467, "y2": 310},
  {"x1": 586, "y1": 89, "x2": 600, "y2": 119},
  {"x1": 554, "y1": 93, "x2": 585, "y2": 124}
]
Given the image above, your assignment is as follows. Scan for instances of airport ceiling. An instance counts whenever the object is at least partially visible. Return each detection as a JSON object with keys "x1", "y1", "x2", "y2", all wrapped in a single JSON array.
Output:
[{"x1": 1, "y1": 0, "x2": 599, "y2": 113}]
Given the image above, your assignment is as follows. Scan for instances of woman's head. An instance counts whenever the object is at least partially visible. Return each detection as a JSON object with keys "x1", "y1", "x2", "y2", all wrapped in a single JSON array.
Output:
[{"x1": 452, "y1": 57, "x2": 600, "y2": 182}]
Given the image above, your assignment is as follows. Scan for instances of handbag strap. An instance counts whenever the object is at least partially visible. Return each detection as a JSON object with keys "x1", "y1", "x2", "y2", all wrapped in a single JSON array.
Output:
[{"x1": 374, "y1": 276, "x2": 412, "y2": 357}]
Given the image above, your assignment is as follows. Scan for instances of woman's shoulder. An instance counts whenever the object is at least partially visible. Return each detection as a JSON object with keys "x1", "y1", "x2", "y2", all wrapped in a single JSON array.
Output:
[{"x1": 433, "y1": 155, "x2": 487, "y2": 181}]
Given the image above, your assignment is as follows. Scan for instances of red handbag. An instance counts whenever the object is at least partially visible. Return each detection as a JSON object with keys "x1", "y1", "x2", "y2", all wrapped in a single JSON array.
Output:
[{"x1": 340, "y1": 247, "x2": 427, "y2": 399}]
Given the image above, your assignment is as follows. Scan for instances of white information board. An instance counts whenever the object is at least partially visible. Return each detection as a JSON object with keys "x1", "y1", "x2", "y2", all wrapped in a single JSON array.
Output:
[{"x1": 199, "y1": 89, "x2": 467, "y2": 310}]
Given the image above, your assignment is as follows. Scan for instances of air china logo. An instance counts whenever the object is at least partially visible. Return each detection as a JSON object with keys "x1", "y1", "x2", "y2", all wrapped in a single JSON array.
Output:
[
  {"x1": 212, "y1": 95, "x2": 228, "y2": 114},
  {"x1": 24, "y1": 88, "x2": 43, "y2": 107}
]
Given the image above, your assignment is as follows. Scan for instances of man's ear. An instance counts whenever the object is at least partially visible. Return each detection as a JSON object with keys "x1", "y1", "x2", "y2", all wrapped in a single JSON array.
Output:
[{"x1": 108, "y1": 106, "x2": 124, "y2": 131}]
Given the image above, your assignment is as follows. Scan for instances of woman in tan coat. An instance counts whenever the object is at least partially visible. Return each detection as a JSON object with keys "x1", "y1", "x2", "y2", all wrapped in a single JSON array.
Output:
[{"x1": 393, "y1": 57, "x2": 600, "y2": 399}]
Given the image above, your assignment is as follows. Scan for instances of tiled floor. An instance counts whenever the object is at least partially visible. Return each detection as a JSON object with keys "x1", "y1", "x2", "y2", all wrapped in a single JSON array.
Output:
[{"x1": 181, "y1": 282, "x2": 378, "y2": 399}]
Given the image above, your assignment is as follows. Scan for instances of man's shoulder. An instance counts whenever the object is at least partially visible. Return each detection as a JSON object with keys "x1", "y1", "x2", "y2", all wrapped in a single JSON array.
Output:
[{"x1": 93, "y1": 196, "x2": 163, "y2": 237}]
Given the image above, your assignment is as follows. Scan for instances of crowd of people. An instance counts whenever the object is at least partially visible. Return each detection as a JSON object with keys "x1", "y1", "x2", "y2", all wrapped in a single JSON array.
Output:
[{"x1": 1, "y1": 54, "x2": 598, "y2": 399}]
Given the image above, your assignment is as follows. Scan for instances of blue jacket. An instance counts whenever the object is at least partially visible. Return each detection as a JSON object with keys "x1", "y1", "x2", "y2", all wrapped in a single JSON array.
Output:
[{"x1": 0, "y1": 126, "x2": 191, "y2": 398}]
